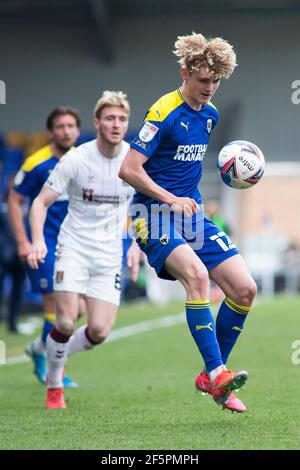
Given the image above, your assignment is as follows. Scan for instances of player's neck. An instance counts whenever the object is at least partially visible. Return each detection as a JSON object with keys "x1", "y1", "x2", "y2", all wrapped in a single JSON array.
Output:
[
  {"x1": 50, "y1": 143, "x2": 69, "y2": 159},
  {"x1": 180, "y1": 86, "x2": 203, "y2": 111},
  {"x1": 96, "y1": 138, "x2": 122, "y2": 159}
]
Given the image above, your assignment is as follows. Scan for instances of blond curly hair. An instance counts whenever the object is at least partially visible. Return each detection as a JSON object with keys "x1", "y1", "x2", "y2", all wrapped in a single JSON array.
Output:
[
  {"x1": 94, "y1": 90, "x2": 130, "y2": 118},
  {"x1": 173, "y1": 32, "x2": 237, "y2": 79}
]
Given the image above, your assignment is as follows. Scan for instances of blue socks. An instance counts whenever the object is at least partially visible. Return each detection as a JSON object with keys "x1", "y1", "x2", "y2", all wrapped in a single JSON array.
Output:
[
  {"x1": 41, "y1": 313, "x2": 56, "y2": 345},
  {"x1": 216, "y1": 297, "x2": 250, "y2": 365},
  {"x1": 186, "y1": 300, "x2": 223, "y2": 372}
]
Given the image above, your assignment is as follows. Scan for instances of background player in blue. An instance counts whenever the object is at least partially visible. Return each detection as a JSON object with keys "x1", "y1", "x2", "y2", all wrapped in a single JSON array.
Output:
[
  {"x1": 8, "y1": 106, "x2": 81, "y2": 388},
  {"x1": 119, "y1": 32, "x2": 257, "y2": 413}
]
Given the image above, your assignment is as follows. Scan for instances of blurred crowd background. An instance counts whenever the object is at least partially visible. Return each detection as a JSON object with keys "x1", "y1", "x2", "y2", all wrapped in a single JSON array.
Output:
[{"x1": 1, "y1": 0, "x2": 300, "y2": 333}]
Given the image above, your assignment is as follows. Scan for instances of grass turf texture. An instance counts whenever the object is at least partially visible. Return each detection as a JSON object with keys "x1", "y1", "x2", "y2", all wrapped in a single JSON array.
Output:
[{"x1": 1, "y1": 296, "x2": 300, "y2": 450}]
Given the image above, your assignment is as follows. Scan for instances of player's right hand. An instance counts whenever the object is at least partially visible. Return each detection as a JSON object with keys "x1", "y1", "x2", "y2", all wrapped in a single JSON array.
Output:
[
  {"x1": 18, "y1": 240, "x2": 32, "y2": 262},
  {"x1": 170, "y1": 197, "x2": 200, "y2": 217},
  {"x1": 27, "y1": 240, "x2": 48, "y2": 270}
]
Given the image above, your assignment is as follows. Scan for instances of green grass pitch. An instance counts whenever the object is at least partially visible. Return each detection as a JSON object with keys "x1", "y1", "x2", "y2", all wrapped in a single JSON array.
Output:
[{"x1": 1, "y1": 296, "x2": 300, "y2": 450}]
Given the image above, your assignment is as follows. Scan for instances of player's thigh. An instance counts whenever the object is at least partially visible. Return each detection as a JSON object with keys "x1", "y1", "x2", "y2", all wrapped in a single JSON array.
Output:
[
  {"x1": 78, "y1": 295, "x2": 87, "y2": 318},
  {"x1": 164, "y1": 244, "x2": 208, "y2": 285},
  {"x1": 54, "y1": 253, "x2": 89, "y2": 324},
  {"x1": 209, "y1": 254, "x2": 257, "y2": 304},
  {"x1": 133, "y1": 214, "x2": 197, "y2": 281},
  {"x1": 86, "y1": 297, "x2": 118, "y2": 334},
  {"x1": 55, "y1": 291, "x2": 80, "y2": 322}
]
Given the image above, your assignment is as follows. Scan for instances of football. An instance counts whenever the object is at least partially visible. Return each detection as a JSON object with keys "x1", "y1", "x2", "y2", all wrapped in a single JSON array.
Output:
[{"x1": 217, "y1": 140, "x2": 265, "y2": 189}]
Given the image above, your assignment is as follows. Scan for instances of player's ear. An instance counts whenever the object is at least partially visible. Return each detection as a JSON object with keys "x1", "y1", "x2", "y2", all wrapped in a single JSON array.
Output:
[
  {"x1": 47, "y1": 129, "x2": 54, "y2": 141},
  {"x1": 181, "y1": 67, "x2": 189, "y2": 81},
  {"x1": 75, "y1": 127, "x2": 80, "y2": 139},
  {"x1": 93, "y1": 117, "x2": 99, "y2": 130}
]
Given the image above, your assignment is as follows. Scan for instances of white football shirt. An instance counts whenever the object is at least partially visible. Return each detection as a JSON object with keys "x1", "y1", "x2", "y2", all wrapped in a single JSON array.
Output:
[{"x1": 45, "y1": 139, "x2": 134, "y2": 262}]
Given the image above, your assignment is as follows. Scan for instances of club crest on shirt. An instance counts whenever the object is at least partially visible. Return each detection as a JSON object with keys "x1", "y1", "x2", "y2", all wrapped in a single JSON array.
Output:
[
  {"x1": 139, "y1": 122, "x2": 159, "y2": 142},
  {"x1": 159, "y1": 234, "x2": 169, "y2": 245},
  {"x1": 207, "y1": 119, "x2": 212, "y2": 134}
]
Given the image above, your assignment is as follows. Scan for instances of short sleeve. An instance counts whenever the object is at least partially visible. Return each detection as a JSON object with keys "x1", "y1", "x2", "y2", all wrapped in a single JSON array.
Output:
[
  {"x1": 131, "y1": 119, "x2": 167, "y2": 158},
  {"x1": 130, "y1": 92, "x2": 177, "y2": 158},
  {"x1": 13, "y1": 168, "x2": 36, "y2": 197},
  {"x1": 45, "y1": 150, "x2": 77, "y2": 195}
]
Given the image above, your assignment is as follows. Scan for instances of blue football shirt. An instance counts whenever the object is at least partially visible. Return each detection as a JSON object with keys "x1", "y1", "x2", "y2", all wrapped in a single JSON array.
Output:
[
  {"x1": 130, "y1": 89, "x2": 219, "y2": 208},
  {"x1": 13, "y1": 145, "x2": 68, "y2": 247}
]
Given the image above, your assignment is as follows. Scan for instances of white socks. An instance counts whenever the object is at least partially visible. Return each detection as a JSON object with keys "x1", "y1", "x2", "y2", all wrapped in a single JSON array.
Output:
[
  {"x1": 68, "y1": 325, "x2": 96, "y2": 356},
  {"x1": 46, "y1": 334, "x2": 70, "y2": 389},
  {"x1": 46, "y1": 325, "x2": 97, "y2": 388},
  {"x1": 210, "y1": 365, "x2": 226, "y2": 383}
]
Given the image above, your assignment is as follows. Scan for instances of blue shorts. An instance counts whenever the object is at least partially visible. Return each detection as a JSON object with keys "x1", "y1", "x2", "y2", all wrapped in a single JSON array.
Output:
[
  {"x1": 133, "y1": 214, "x2": 239, "y2": 280},
  {"x1": 26, "y1": 244, "x2": 55, "y2": 294}
]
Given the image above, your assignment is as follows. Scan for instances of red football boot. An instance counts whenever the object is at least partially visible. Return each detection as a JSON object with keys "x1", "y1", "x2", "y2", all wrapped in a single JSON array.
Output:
[
  {"x1": 46, "y1": 387, "x2": 67, "y2": 409},
  {"x1": 195, "y1": 370, "x2": 247, "y2": 413}
]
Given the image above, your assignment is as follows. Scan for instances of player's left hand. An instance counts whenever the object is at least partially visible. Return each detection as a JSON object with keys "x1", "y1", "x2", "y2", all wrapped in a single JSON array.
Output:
[
  {"x1": 127, "y1": 240, "x2": 141, "y2": 282},
  {"x1": 27, "y1": 239, "x2": 48, "y2": 270}
]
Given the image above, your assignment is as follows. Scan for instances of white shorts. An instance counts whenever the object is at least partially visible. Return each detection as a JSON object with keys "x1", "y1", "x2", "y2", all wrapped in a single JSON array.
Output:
[{"x1": 54, "y1": 247, "x2": 122, "y2": 306}]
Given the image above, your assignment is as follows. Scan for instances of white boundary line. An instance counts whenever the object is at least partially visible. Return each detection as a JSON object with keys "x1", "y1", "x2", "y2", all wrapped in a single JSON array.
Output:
[
  {"x1": 6, "y1": 354, "x2": 30, "y2": 366},
  {"x1": 5, "y1": 312, "x2": 186, "y2": 366},
  {"x1": 4, "y1": 297, "x2": 266, "y2": 367}
]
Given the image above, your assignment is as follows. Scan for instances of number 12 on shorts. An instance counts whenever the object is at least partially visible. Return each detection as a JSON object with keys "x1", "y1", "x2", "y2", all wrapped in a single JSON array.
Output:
[{"x1": 210, "y1": 231, "x2": 236, "y2": 252}]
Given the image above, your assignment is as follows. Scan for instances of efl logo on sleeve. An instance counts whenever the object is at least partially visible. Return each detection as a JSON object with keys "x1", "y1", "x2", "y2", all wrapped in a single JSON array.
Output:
[{"x1": 139, "y1": 122, "x2": 159, "y2": 142}]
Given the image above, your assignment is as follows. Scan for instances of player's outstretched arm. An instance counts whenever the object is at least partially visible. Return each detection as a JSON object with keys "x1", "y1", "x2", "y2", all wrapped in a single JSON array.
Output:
[
  {"x1": 7, "y1": 189, "x2": 32, "y2": 261},
  {"x1": 119, "y1": 148, "x2": 199, "y2": 217},
  {"x1": 27, "y1": 186, "x2": 58, "y2": 269}
]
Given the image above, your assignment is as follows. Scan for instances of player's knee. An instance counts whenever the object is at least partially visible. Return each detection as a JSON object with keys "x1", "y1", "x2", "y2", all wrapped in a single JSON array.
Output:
[
  {"x1": 179, "y1": 264, "x2": 209, "y2": 299},
  {"x1": 235, "y1": 279, "x2": 257, "y2": 306},
  {"x1": 88, "y1": 326, "x2": 108, "y2": 345},
  {"x1": 56, "y1": 317, "x2": 75, "y2": 336},
  {"x1": 185, "y1": 264, "x2": 209, "y2": 289}
]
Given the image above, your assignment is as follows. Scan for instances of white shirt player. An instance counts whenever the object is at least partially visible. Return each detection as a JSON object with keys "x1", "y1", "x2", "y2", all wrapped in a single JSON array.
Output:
[{"x1": 45, "y1": 139, "x2": 134, "y2": 265}]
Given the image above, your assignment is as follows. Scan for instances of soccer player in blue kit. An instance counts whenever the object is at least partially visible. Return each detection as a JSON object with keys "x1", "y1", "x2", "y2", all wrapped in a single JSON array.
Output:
[
  {"x1": 8, "y1": 106, "x2": 81, "y2": 388},
  {"x1": 119, "y1": 33, "x2": 257, "y2": 413}
]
